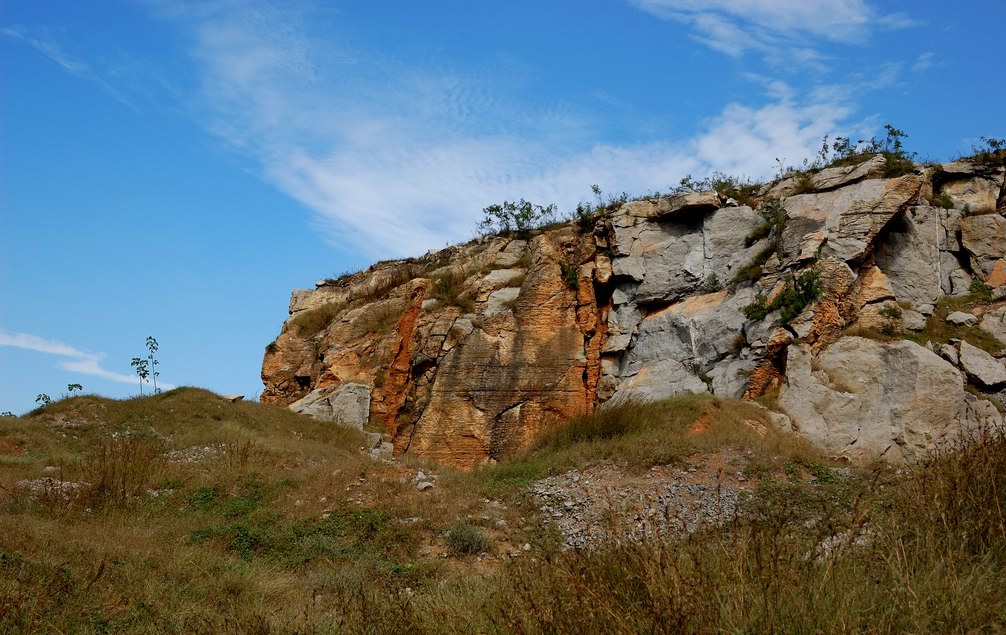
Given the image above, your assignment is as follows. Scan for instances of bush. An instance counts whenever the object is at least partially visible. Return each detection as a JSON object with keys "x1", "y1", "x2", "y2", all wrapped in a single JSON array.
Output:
[
  {"x1": 744, "y1": 199, "x2": 787, "y2": 249},
  {"x1": 479, "y1": 199, "x2": 557, "y2": 237},
  {"x1": 731, "y1": 246, "x2": 775, "y2": 285},
  {"x1": 741, "y1": 268, "x2": 821, "y2": 324},
  {"x1": 560, "y1": 262, "x2": 580, "y2": 291},
  {"x1": 969, "y1": 278, "x2": 994, "y2": 304},
  {"x1": 445, "y1": 522, "x2": 491, "y2": 556},
  {"x1": 705, "y1": 273, "x2": 723, "y2": 292},
  {"x1": 968, "y1": 136, "x2": 1006, "y2": 167},
  {"x1": 879, "y1": 304, "x2": 903, "y2": 336},
  {"x1": 929, "y1": 191, "x2": 954, "y2": 209},
  {"x1": 806, "y1": 125, "x2": 917, "y2": 177},
  {"x1": 675, "y1": 172, "x2": 759, "y2": 207}
]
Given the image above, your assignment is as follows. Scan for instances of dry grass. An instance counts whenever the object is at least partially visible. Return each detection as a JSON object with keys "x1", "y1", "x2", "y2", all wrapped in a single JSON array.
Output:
[
  {"x1": 286, "y1": 302, "x2": 345, "y2": 338},
  {"x1": 351, "y1": 300, "x2": 408, "y2": 336},
  {"x1": 431, "y1": 271, "x2": 476, "y2": 313},
  {"x1": 3, "y1": 390, "x2": 1004, "y2": 633}
]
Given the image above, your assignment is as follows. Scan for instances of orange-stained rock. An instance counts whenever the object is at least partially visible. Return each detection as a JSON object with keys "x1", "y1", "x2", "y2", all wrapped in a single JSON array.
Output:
[
  {"x1": 262, "y1": 231, "x2": 606, "y2": 469},
  {"x1": 987, "y1": 260, "x2": 1006, "y2": 289}
]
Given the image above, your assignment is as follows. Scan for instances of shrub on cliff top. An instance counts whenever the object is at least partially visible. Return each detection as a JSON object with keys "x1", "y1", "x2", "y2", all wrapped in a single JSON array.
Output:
[{"x1": 479, "y1": 199, "x2": 558, "y2": 238}]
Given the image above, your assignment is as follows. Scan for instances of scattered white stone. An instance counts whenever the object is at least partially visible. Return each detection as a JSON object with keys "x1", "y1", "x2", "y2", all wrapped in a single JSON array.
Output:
[
  {"x1": 17, "y1": 477, "x2": 88, "y2": 499},
  {"x1": 902, "y1": 309, "x2": 927, "y2": 332},
  {"x1": 959, "y1": 340, "x2": 1006, "y2": 388},
  {"x1": 416, "y1": 481, "x2": 434, "y2": 491},
  {"x1": 947, "y1": 311, "x2": 979, "y2": 327}
]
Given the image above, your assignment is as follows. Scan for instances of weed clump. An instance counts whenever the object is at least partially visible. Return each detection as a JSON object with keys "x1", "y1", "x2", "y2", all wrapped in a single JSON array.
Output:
[
  {"x1": 560, "y1": 262, "x2": 580, "y2": 291},
  {"x1": 287, "y1": 302, "x2": 344, "y2": 338},
  {"x1": 432, "y1": 272, "x2": 476, "y2": 313},
  {"x1": 929, "y1": 191, "x2": 955, "y2": 209},
  {"x1": 742, "y1": 268, "x2": 821, "y2": 324}
]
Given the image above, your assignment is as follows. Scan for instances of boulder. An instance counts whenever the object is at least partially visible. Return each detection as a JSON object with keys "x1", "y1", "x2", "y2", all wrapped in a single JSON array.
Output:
[
  {"x1": 615, "y1": 192, "x2": 720, "y2": 224},
  {"x1": 947, "y1": 311, "x2": 978, "y2": 327},
  {"x1": 979, "y1": 305, "x2": 1006, "y2": 344},
  {"x1": 709, "y1": 357, "x2": 758, "y2": 399},
  {"x1": 290, "y1": 383, "x2": 372, "y2": 429},
  {"x1": 902, "y1": 309, "x2": 927, "y2": 332},
  {"x1": 811, "y1": 154, "x2": 887, "y2": 191},
  {"x1": 608, "y1": 359, "x2": 708, "y2": 402},
  {"x1": 960, "y1": 214, "x2": 1006, "y2": 277},
  {"x1": 781, "y1": 175, "x2": 923, "y2": 266},
  {"x1": 779, "y1": 337, "x2": 1001, "y2": 463},
  {"x1": 764, "y1": 155, "x2": 886, "y2": 198},
  {"x1": 483, "y1": 287, "x2": 521, "y2": 317},
  {"x1": 622, "y1": 289, "x2": 754, "y2": 373},
  {"x1": 958, "y1": 341, "x2": 1006, "y2": 389}
]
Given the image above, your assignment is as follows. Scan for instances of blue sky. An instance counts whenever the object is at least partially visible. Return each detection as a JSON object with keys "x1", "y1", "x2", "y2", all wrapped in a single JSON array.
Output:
[{"x1": 1, "y1": 0, "x2": 1003, "y2": 414}]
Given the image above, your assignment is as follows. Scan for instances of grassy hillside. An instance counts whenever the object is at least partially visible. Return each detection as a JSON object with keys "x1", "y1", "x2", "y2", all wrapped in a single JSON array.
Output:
[{"x1": 1, "y1": 389, "x2": 1004, "y2": 633}]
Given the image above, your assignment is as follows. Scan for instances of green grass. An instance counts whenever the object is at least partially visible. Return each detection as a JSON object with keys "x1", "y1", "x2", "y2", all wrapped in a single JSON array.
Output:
[
  {"x1": 469, "y1": 395, "x2": 828, "y2": 490},
  {"x1": 851, "y1": 295, "x2": 1005, "y2": 355}
]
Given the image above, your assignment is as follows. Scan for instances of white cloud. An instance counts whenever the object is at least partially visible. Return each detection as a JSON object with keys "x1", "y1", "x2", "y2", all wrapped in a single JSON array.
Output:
[
  {"x1": 15, "y1": 1, "x2": 866, "y2": 259},
  {"x1": 127, "y1": 1, "x2": 857, "y2": 259},
  {"x1": 2, "y1": 25, "x2": 134, "y2": 106},
  {"x1": 912, "y1": 52, "x2": 936, "y2": 73},
  {"x1": 629, "y1": 0, "x2": 915, "y2": 62},
  {"x1": 0, "y1": 328, "x2": 174, "y2": 389}
]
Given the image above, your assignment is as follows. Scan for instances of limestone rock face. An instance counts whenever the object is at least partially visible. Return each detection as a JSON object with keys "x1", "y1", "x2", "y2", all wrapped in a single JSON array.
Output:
[
  {"x1": 935, "y1": 162, "x2": 1005, "y2": 211},
  {"x1": 263, "y1": 154, "x2": 1006, "y2": 468},
  {"x1": 781, "y1": 175, "x2": 922, "y2": 265},
  {"x1": 874, "y1": 205, "x2": 966, "y2": 308},
  {"x1": 960, "y1": 214, "x2": 1006, "y2": 280},
  {"x1": 778, "y1": 337, "x2": 1001, "y2": 463}
]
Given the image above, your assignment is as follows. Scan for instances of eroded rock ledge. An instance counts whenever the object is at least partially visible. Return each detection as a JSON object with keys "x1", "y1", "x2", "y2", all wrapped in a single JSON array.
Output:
[{"x1": 263, "y1": 156, "x2": 1006, "y2": 468}]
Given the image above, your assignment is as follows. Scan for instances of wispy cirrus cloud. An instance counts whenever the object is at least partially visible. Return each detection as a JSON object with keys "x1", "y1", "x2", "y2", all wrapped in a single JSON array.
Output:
[
  {"x1": 0, "y1": 328, "x2": 174, "y2": 389},
  {"x1": 7, "y1": 1, "x2": 865, "y2": 258},
  {"x1": 629, "y1": 0, "x2": 916, "y2": 64},
  {"x1": 133, "y1": 1, "x2": 858, "y2": 257},
  {"x1": 1, "y1": 25, "x2": 135, "y2": 106}
]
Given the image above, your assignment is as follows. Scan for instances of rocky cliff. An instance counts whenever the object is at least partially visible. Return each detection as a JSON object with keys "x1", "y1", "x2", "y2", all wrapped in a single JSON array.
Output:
[{"x1": 262, "y1": 154, "x2": 1006, "y2": 468}]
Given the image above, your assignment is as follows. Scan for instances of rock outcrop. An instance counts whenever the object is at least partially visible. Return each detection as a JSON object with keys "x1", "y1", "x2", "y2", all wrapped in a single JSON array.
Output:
[{"x1": 263, "y1": 154, "x2": 1006, "y2": 468}]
